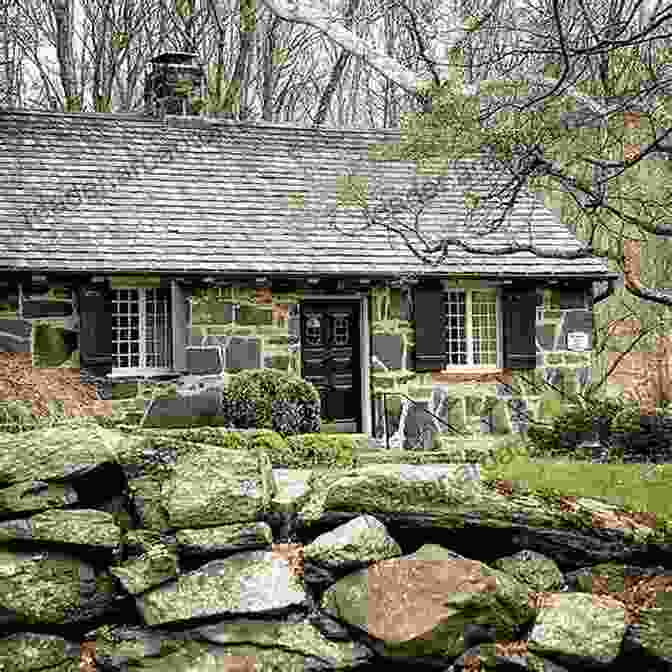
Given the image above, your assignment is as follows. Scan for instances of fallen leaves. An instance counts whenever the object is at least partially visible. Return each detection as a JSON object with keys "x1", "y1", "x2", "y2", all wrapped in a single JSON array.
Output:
[{"x1": 0, "y1": 353, "x2": 113, "y2": 419}]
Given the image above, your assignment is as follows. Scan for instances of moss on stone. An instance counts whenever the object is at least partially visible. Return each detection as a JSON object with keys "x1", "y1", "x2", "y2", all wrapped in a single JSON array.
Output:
[
  {"x1": 284, "y1": 434, "x2": 358, "y2": 469},
  {"x1": 0, "y1": 633, "x2": 80, "y2": 672},
  {"x1": 237, "y1": 305, "x2": 273, "y2": 326},
  {"x1": 0, "y1": 509, "x2": 120, "y2": 549},
  {"x1": 0, "y1": 550, "x2": 115, "y2": 625},
  {"x1": 162, "y1": 446, "x2": 274, "y2": 528},
  {"x1": 176, "y1": 522, "x2": 273, "y2": 551},
  {"x1": 0, "y1": 424, "x2": 132, "y2": 486},
  {"x1": 110, "y1": 545, "x2": 179, "y2": 595}
]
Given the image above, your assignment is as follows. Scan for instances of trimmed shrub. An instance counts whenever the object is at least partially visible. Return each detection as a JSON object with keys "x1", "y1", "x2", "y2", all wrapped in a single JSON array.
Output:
[
  {"x1": 32, "y1": 323, "x2": 72, "y2": 368},
  {"x1": 223, "y1": 369, "x2": 321, "y2": 436},
  {"x1": 133, "y1": 427, "x2": 250, "y2": 451}
]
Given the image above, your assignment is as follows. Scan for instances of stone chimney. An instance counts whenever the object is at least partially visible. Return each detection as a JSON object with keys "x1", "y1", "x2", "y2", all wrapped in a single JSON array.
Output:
[{"x1": 144, "y1": 52, "x2": 205, "y2": 117}]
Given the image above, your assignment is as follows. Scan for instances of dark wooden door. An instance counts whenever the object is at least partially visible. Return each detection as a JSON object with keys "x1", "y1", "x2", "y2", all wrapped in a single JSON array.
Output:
[{"x1": 300, "y1": 302, "x2": 360, "y2": 428}]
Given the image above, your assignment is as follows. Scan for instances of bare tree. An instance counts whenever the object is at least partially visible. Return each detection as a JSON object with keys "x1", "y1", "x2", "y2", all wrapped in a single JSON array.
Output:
[
  {"x1": 53, "y1": 0, "x2": 79, "y2": 109},
  {"x1": 0, "y1": 0, "x2": 23, "y2": 107},
  {"x1": 247, "y1": 0, "x2": 672, "y2": 311},
  {"x1": 312, "y1": 0, "x2": 360, "y2": 126}
]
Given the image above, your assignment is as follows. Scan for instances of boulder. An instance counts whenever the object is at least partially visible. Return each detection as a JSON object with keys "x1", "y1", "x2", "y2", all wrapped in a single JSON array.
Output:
[
  {"x1": 0, "y1": 480, "x2": 78, "y2": 517},
  {"x1": 0, "y1": 422, "x2": 670, "y2": 671},
  {"x1": 0, "y1": 509, "x2": 120, "y2": 552}
]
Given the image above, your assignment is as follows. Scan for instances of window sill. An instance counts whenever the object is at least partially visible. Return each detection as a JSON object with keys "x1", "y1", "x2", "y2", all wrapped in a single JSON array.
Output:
[
  {"x1": 108, "y1": 368, "x2": 176, "y2": 379},
  {"x1": 442, "y1": 367, "x2": 503, "y2": 373},
  {"x1": 431, "y1": 367, "x2": 511, "y2": 384}
]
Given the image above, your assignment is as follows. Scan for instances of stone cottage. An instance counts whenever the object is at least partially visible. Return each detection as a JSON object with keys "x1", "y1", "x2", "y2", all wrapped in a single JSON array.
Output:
[{"x1": 0, "y1": 52, "x2": 618, "y2": 447}]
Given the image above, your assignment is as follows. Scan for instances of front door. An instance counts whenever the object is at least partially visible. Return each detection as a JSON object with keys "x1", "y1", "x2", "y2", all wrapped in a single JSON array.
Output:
[{"x1": 300, "y1": 301, "x2": 360, "y2": 431}]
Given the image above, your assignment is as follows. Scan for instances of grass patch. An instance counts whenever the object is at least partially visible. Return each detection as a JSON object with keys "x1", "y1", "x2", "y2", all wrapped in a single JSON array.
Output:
[{"x1": 479, "y1": 438, "x2": 672, "y2": 525}]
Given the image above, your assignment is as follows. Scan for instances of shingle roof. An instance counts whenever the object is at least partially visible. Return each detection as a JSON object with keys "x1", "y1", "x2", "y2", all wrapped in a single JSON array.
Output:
[{"x1": 0, "y1": 109, "x2": 616, "y2": 280}]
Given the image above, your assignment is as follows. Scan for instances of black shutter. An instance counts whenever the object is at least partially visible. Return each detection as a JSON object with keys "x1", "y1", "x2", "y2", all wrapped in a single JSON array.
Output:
[
  {"x1": 171, "y1": 281, "x2": 189, "y2": 373},
  {"x1": 77, "y1": 283, "x2": 113, "y2": 376},
  {"x1": 502, "y1": 286, "x2": 537, "y2": 369},
  {"x1": 414, "y1": 284, "x2": 446, "y2": 371}
]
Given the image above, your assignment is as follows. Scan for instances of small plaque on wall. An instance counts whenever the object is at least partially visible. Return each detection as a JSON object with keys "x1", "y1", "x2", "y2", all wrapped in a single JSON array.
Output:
[{"x1": 567, "y1": 331, "x2": 589, "y2": 351}]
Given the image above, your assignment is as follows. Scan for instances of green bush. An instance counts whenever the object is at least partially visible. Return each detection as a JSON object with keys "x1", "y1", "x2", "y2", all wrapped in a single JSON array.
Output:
[
  {"x1": 247, "y1": 430, "x2": 292, "y2": 463},
  {"x1": 224, "y1": 369, "x2": 321, "y2": 436},
  {"x1": 527, "y1": 394, "x2": 643, "y2": 460},
  {"x1": 133, "y1": 427, "x2": 250, "y2": 451},
  {"x1": 283, "y1": 433, "x2": 357, "y2": 469}
]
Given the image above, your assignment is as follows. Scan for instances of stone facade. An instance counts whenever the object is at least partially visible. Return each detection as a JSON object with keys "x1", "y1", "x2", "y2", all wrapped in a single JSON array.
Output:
[
  {"x1": 0, "y1": 279, "x2": 598, "y2": 440},
  {"x1": 368, "y1": 282, "x2": 594, "y2": 448},
  {"x1": 187, "y1": 285, "x2": 303, "y2": 376},
  {"x1": 187, "y1": 281, "x2": 595, "y2": 446},
  {"x1": 0, "y1": 423, "x2": 670, "y2": 672}
]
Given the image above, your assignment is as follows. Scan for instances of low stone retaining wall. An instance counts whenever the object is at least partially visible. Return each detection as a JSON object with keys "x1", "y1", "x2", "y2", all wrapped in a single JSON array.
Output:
[{"x1": 0, "y1": 423, "x2": 670, "y2": 672}]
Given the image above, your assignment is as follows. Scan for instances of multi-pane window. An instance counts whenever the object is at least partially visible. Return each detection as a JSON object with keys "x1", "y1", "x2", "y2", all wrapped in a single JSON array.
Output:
[
  {"x1": 112, "y1": 288, "x2": 172, "y2": 371},
  {"x1": 444, "y1": 289, "x2": 499, "y2": 366}
]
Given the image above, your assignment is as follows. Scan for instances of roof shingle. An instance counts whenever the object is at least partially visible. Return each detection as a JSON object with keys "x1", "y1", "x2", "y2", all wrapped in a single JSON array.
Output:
[{"x1": 0, "y1": 110, "x2": 616, "y2": 279}]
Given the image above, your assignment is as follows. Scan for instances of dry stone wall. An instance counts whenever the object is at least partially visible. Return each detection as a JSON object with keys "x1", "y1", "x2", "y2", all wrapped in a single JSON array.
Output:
[{"x1": 0, "y1": 422, "x2": 671, "y2": 672}]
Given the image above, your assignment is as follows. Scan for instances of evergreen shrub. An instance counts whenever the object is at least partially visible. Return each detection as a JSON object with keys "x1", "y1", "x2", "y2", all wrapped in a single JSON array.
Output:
[
  {"x1": 223, "y1": 369, "x2": 321, "y2": 436},
  {"x1": 526, "y1": 395, "x2": 643, "y2": 460}
]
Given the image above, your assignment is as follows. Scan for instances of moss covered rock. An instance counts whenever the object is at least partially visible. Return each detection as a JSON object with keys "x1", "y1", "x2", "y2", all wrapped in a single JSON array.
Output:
[
  {"x1": 0, "y1": 423, "x2": 137, "y2": 486},
  {"x1": 283, "y1": 434, "x2": 358, "y2": 469}
]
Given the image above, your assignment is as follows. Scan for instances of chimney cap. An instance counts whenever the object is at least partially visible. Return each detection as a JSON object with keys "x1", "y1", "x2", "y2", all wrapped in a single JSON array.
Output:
[{"x1": 151, "y1": 51, "x2": 198, "y2": 65}]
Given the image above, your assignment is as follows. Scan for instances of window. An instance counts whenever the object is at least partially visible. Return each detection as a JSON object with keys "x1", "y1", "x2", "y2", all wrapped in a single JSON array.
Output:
[
  {"x1": 444, "y1": 288, "x2": 499, "y2": 366},
  {"x1": 112, "y1": 288, "x2": 172, "y2": 373}
]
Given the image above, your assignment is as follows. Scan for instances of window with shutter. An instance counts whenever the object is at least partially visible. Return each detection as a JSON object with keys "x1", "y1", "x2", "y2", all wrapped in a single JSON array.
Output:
[{"x1": 414, "y1": 283, "x2": 537, "y2": 371}]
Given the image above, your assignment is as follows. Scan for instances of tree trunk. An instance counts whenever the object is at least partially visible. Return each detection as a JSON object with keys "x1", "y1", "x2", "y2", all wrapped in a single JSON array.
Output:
[
  {"x1": 313, "y1": 0, "x2": 360, "y2": 126},
  {"x1": 53, "y1": 0, "x2": 78, "y2": 111}
]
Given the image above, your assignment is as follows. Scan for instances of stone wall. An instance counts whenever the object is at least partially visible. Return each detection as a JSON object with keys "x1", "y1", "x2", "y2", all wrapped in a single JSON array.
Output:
[
  {"x1": 0, "y1": 280, "x2": 597, "y2": 441},
  {"x1": 0, "y1": 423, "x2": 670, "y2": 672},
  {"x1": 368, "y1": 282, "x2": 595, "y2": 449},
  {"x1": 187, "y1": 285, "x2": 303, "y2": 377},
  {"x1": 0, "y1": 283, "x2": 79, "y2": 367}
]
